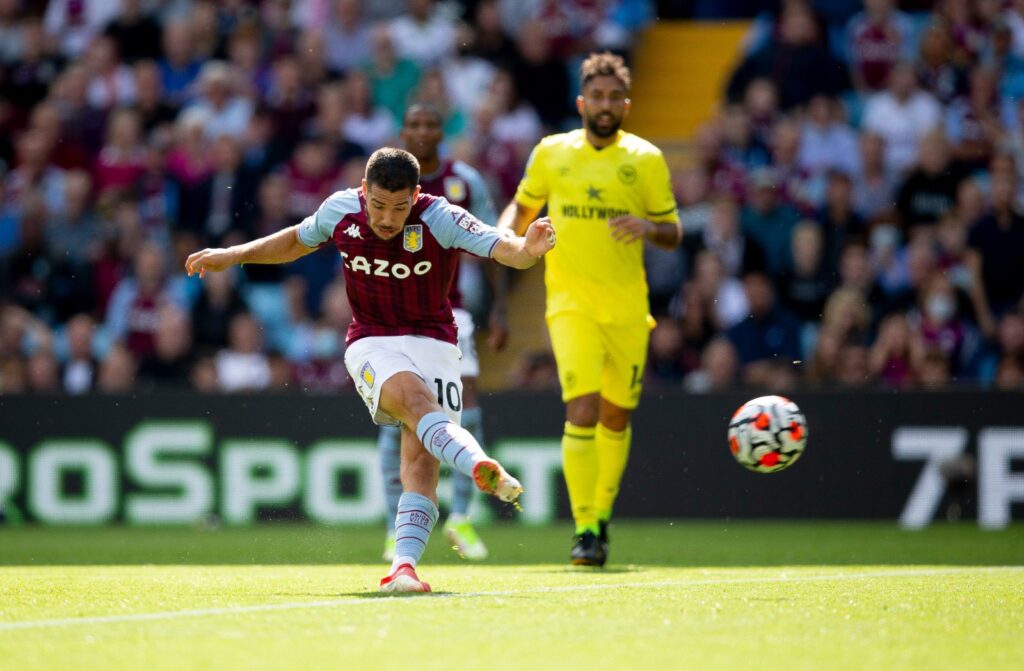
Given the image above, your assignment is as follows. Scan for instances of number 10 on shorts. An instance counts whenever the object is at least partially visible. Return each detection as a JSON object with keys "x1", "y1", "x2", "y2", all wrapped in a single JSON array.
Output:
[{"x1": 434, "y1": 378, "x2": 462, "y2": 412}]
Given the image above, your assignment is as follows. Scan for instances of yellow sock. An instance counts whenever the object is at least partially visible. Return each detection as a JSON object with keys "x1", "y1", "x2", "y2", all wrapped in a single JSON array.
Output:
[
  {"x1": 561, "y1": 422, "x2": 598, "y2": 534},
  {"x1": 594, "y1": 423, "x2": 631, "y2": 522}
]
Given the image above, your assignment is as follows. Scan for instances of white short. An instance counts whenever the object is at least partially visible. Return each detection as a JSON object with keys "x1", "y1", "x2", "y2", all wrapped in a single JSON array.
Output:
[
  {"x1": 454, "y1": 308, "x2": 479, "y2": 378},
  {"x1": 344, "y1": 335, "x2": 464, "y2": 427}
]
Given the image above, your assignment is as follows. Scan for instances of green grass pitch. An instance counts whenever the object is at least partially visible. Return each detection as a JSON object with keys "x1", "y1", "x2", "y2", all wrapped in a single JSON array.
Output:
[{"x1": 1, "y1": 522, "x2": 1022, "y2": 671}]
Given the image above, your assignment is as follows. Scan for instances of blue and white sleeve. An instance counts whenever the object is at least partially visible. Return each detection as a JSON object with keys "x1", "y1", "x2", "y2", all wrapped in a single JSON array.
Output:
[
  {"x1": 453, "y1": 162, "x2": 498, "y2": 226},
  {"x1": 296, "y1": 189, "x2": 361, "y2": 247},
  {"x1": 421, "y1": 197, "x2": 503, "y2": 258}
]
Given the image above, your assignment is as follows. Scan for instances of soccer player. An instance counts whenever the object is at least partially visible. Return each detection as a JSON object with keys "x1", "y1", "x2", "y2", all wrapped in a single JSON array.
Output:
[
  {"x1": 374, "y1": 103, "x2": 506, "y2": 562},
  {"x1": 497, "y1": 52, "x2": 681, "y2": 566},
  {"x1": 186, "y1": 148, "x2": 555, "y2": 592}
]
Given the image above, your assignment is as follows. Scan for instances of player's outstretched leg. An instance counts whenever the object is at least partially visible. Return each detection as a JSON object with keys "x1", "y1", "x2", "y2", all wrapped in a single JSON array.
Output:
[
  {"x1": 378, "y1": 424, "x2": 403, "y2": 561},
  {"x1": 445, "y1": 406, "x2": 488, "y2": 560},
  {"x1": 416, "y1": 411, "x2": 522, "y2": 503},
  {"x1": 379, "y1": 492, "x2": 438, "y2": 594}
]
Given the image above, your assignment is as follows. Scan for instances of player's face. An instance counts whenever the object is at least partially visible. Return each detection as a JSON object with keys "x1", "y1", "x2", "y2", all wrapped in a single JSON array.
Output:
[
  {"x1": 578, "y1": 75, "x2": 630, "y2": 138},
  {"x1": 400, "y1": 110, "x2": 443, "y2": 162},
  {"x1": 362, "y1": 180, "x2": 421, "y2": 240}
]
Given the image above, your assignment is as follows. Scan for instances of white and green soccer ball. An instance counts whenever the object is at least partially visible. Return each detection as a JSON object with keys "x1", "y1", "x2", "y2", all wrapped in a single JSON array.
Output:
[{"x1": 728, "y1": 395, "x2": 807, "y2": 473}]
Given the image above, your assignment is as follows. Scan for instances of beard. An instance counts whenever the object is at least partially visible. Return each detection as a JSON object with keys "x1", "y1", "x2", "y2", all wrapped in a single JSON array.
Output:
[{"x1": 586, "y1": 112, "x2": 621, "y2": 138}]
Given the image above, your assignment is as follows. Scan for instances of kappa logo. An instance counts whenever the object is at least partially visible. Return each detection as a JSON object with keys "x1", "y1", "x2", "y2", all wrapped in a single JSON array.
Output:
[
  {"x1": 403, "y1": 224, "x2": 423, "y2": 252},
  {"x1": 344, "y1": 224, "x2": 362, "y2": 239},
  {"x1": 359, "y1": 362, "x2": 375, "y2": 387}
]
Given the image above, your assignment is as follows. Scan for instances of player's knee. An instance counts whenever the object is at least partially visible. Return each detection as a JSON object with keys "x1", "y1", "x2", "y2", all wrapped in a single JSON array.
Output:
[{"x1": 566, "y1": 395, "x2": 600, "y2": 427}]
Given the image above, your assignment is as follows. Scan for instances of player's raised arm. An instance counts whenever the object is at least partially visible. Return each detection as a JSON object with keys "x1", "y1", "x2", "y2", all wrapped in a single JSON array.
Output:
[
  {"x1": 185, "y1": 225, "x2": 315, "y2": 278},
  {"x1": 492, "y1": 217, "x2": 556, "y2": 269}
]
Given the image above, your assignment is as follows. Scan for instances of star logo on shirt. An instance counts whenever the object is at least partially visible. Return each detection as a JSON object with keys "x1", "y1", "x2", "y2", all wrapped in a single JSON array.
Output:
[
  {"x1": 344, "y1": 224, "x2": 362, "y2": 239},
  {"x1": 586, "y1": 184, "x2": 604, "y2": 202}
]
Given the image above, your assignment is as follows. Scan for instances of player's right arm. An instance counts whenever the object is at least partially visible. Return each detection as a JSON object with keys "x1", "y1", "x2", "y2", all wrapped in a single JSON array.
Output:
[
  {"x1": 185, "y1": 226, "x2": 316, "y2": 277},
  {"x1": 497, "y1": 141, "x2": 549, "y2": 236}
]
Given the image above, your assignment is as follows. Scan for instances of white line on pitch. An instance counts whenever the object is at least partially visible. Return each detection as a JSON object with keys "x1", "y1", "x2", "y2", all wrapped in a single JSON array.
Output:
[{"x1": 1, "y1": 566, "x2": 1020, "y2": 633}]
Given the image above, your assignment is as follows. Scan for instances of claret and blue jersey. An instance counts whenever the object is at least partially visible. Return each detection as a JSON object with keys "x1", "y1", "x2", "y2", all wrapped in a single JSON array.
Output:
[{"x1": 297, "y1": 188, "x2": 502, "y2": 346}]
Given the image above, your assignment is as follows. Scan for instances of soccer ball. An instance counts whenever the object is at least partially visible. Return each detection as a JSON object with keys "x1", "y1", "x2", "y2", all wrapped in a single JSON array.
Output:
[{"x1": 728, "y1": 395, "x2": 807, "y2": 473}]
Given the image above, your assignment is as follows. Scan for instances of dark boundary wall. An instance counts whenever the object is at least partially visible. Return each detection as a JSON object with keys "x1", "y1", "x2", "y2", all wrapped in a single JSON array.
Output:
[{"x1": 0, "y1": 391, "x2": 1022, "y2": 524}]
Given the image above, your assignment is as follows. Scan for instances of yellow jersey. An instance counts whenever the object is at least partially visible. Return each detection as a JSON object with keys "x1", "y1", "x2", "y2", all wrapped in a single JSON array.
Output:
[{"x1": 514, "y1": 128, "x2": 679, "y2": 323}]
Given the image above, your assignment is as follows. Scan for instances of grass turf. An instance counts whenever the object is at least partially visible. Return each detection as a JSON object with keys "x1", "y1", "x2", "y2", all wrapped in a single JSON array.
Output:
[{"x1": 1, "y1": 522, "x2": 1022, "y2": 671}]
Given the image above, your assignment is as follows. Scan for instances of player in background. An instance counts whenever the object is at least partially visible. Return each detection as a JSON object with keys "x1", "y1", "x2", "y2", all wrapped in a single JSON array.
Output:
[
  {"x1": 497, "y1": 52, "x2": 681, "y2": 566},
  {"x1": 373, "y1": 103, "x2": 508, "y2": 562},
  {"x1": 187, "y1": 148, "x2": 555, "y2": 592}
]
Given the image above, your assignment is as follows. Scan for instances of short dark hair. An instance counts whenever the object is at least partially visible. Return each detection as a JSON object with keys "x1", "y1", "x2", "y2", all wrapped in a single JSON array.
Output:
[
  {"x1": 365, "y1": 147, "x2": 420, "y2": 192},
  {"x1": 402, "y1": 103, "x2": 444, "y2": 127},
  {"x1": 580, "y1": 51, "x2": 631, "y2": 92}
]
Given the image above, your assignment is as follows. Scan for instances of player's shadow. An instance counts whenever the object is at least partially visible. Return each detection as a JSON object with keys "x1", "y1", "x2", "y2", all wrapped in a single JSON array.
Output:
[{"x1": 536, "y1": 565, "x2": 647, "y2": 575}]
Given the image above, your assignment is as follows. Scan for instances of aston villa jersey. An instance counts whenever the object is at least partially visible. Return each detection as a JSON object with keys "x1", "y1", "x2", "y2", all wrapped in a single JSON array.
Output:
[{"x1": 297, "y1": 188, "x2": 502, "y2": 345}]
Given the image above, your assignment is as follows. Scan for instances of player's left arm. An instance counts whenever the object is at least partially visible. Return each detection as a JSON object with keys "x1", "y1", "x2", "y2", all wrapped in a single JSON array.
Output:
[{"x1": 608, "y1": 150, "x2": 681, "y2": 251}]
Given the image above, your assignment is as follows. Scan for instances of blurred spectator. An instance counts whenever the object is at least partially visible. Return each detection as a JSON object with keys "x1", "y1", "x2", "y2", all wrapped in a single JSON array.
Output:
[
  {"x1": 290, "y1": 280, "x2": 352, "y2": 393},
  {"x1": 743, "y1": 78, "x2": 780, "y2": 146},
  {"x1": 265, "y1": 56, "x2": 316, "y2": 157},
  {"x1": 838, "y1": 240, "x2": 887, "y2": 328},
  {"x1": 484, "y1": 69, "x2": 543, "y2": 156},
  {"x1": 158, "y1": 20, "x2": 202, "y2": 105},
  {"x1": 740, "y1": 167, "x2": 801, "y2": 276},
  {"x1": 851, "y1": 132, "x2": 899, "y2": 223},
  {"x1": 178, "y1": 134, "x2": 261, "y2": 244},
  {"x1": 727, "y1": 272, "x2": 802, "y2": 384},
  {"x1": 94, "y1": 107, "x2": 147, "y2": 196},
  {"x1": 508, "y1": 349, "x2": 560, "y2": 391},
  {"x1": 769, "y1": 118, "x2": 818, "y2": 213},
  {"x1": 44, "y1": 0, "x2": 120, "y2": 59},
  {"x1": 690, "y1": 196, "x2": 766, "y2": 279},
  {"x1": 412, "y1": 68, "x2": 467, "y2": 141},
  {"x1": 106, "y1": 242, "x2": 188, "y2": 360},
  {"x1": 97, "y1": 343, "x2": 137, "y2": 393},
  {"x1": 61, "y1": 313, "x2": 98, "y2": 394},
  {"x1": 869, "y1": 313, "x2": 919, "y2": 387},
  {"x1": 191, "y1": 267, "x2": 248, "y2": 352},
  {"x1": 323, "y1": 0, "x2": 373, "y2": 74},
  {"x1": 2, "y1": 20, "x2": 63, "y2": 117},
  {"x1": 216, "y1": 312, "x2": 271, "y2": 392},
  {"x1": 46, "y1": 170, "x2": 101, "y2": 267},
  {"x1": 844, "y1": 0, "x2": 915, "y2": 93},
  {"x1": 389, "y1": 0, "x2": 456, "y2": 68},
  {"x1": 821, "y1": 286, "x2": 871, "y2": 345},
  {"x1": 470, "y1": 0, "x2": 518, "y2": 67},
  {"x1": 686, "y1": 250, "x2": 749, "y2": 330},
  {"x1": 995, "y1": 354, "x2": 1024, "y2": 388},
  {"x1": 646, "y1": 318, "x2": 685, "y2": 385},
  {"x1": 307, "y1": 83, "x2": 369, "y2": 165},
  {"x1": 946, "y1": 66, "x2": 1002, "y2": 171},
  {"x1": 6, "y1": 128, "x2": 67, "y2": 217},
  {"x1": 133, "y1": 60, "x2": 180, "y2": 134},
  {"x1": 727, "y1": 3, "x2": 845, "y2": 110},
  {"x1": 835, "y1": 343, "x2": 870, "y2": 387},
  {"x1": 511, "y1": 20, "x2": 572, "y2": 131},
  {"x1": 26, "y1": 349, "x2": 60, "y2": 393},
  {"x1": 818, "y1": 170, "x2": 864, "y2": 273},
  {"x1": 916, "y1": 22, "x2": 967, "y2": 105},
  {"x1": 966, "y1": 173, "x2": 1024, "y2": 335},
  {"x1": 798, "y1": 95, "x2": 859, "y2": 177},
  {"x1": 913, "y1": 273, "x2": 981, "y2": 378},
  {"x1": 863, "y1": 62, "x2": 942, "y2": 174},
  {"x1": 895, "y1": 130, "x2": 966, "y2": 232},
  {"x1": 776, "y1": 221, "x2": 834, "y2": 326},
  {"x1": 0, "y1": 0, "x2": 23, "y2": 65},
  {"x1": 138, "y1": 306, "x2": 194, "y2": 389},
  {"x1": 185, "y1": 61, "x2": 253, "y2": 141},
  {"x1": 918, "y1": 347, "x2": 953, "y2": 387},
  {"x1": 85, "y1": 35, "x2": 137, "y2": 110},
  {"x1": 366, "y1": 25, "x2": 420, "y2": 126},
  {"x1": 442, "y1": 23, "x2": 498, "y2": 120},
  {"x1": 103, "y1": 0, "x2": 163, "y2": 64},
  {"x1": 285, "y1": 134, "x2": 341, "y2": 222},
  {"x1": 343, "y1": 69, "x2": 398, "y2": 150},
  {"x1": 683, "y1": 337, "x2": 739, "y2": 392}
]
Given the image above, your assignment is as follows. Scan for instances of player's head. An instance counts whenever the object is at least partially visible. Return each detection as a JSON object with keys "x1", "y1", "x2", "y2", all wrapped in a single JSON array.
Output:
[
  {"x1": 400, "y1": 103, "x2": 444, "y2": 163},
  {"x1": 363, "y1": 147, "x2": 422, "y2": 240},
  {"x1": 577, "y1": 51, "x2": 631, "y2": 139}
]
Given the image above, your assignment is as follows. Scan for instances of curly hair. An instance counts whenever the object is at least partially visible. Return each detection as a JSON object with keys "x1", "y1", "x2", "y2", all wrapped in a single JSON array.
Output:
[{"x1": 580, "y1": 51, "x2": 631, "y2": 92}]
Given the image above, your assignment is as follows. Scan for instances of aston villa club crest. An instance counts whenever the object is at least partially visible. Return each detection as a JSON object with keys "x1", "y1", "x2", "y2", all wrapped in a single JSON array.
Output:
[
  {"x1": 403, "y1": 224, "x2": 423, "y2": 252},
  {"x1": 359, "y1": 362, "x2": 375, "y2": 387},
  {"x1": 443, "y1": 177, "x2": 466, "y2": 203}
]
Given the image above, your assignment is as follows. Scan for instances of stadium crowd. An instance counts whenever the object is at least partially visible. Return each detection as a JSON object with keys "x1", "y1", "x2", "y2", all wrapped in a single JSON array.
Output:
[{"x1": 0, "y1": 0, "x2": 1022, "y2": 395}]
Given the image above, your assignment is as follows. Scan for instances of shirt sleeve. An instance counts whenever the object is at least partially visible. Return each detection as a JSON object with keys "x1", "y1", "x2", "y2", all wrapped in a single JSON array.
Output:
[
  {"x1": 455, "y1": 163, "x2": 498, "y2": 226},
  {"x1": 421, "y1": 196, "x2": 503, "y2": 258},
  {"x1": 296, "y1": 189, "x2": 361, "y2": 247},
  {"x1": 642, "y1": 151, "x2": 680, "y2": 222},
  {"x1": 513, "y1": 142, "x2": 549, "y2": 209}
]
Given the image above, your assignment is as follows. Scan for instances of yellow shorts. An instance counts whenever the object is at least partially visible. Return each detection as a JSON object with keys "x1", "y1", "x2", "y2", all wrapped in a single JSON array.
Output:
[{"x1": 547, "y1": 312, "x2": 653, "y2": 409}]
